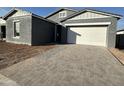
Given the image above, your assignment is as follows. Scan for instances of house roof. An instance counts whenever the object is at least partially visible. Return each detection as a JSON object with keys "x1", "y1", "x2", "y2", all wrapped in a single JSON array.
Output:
[
  {"x1": 117, "y1": 29, "x2": 124, "y2": 32},
  {"x1": 61, "y1": 8, "x2": 123, "y2": 22},
  {"x1": 116, "y1": 29, "x2": 124, "y2": 35},
  {"x1": 32, "y1": 13, "x2": 58, "y2": 24},
  {"x1": 45, "y1": 8, "x2": 78, "y2": 18},
  {"x1": 3, "y1": 8, "x2": 58, "y2": 24},
  {"x1": 3, "y1": 8, "x2": 32, "y2": 20},
  {"x1": 2, "y1": 8, "x2": 16, "y2": 20}
]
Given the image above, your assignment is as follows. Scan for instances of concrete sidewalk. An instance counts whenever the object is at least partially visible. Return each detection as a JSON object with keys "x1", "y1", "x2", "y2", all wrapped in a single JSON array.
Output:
[{"x1": 0, "y1": 74, "x2": 18, "y2": 86}]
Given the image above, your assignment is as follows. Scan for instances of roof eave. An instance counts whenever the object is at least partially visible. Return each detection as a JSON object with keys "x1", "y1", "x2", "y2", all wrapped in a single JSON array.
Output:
[
  {"x1": 61, "y1": 9, "x2": 123, "y2": 22},
  {"x1": 117, "y1": 29, "x2": 124, "y2": 32},
  {"x1": 3, "y1": 8, "x2": 32, "y2": 20},
  {"x1": 86, "y1": 9, "x2": 123, "y2": 19},
  {"x1": 32, "y1": 13, "x2": 58, "y2": 25},
  {"x1": 2, "y1": 8, "x2": 16, "y2": 20}
]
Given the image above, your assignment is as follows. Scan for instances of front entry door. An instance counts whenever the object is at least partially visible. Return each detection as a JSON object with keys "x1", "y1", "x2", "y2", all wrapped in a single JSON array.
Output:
[
  {"x1": 1, "y1": 26, "x2": 6, "y2": 38},
  {"x1": 56, "y1": 25, "x2": 61, "y2": 43}
]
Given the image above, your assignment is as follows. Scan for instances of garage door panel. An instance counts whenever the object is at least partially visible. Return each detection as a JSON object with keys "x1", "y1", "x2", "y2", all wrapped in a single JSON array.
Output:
[{"x1": 67, "y1": 26, "x2": 107, "y2": 46}]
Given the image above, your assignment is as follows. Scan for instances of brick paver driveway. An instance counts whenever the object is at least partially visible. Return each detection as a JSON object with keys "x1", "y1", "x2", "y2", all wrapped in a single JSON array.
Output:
[{"x1": 0, "y1": 45, "x2": 124, "y2": 86}]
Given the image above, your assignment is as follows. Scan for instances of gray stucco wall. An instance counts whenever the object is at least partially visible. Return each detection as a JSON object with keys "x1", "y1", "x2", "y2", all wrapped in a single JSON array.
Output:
[
  {"x1": 107, "y1": 18, "x2": 117, "y2": 48},
  {"x1": 47, "y1": 10, "x2": 76, "y2": 23},
  {"x1": 6, "y1": 15, "x2": 32, "y2": 45},
  {"x1": 61, "y1": 17, "x2": 118, "y2": 48},
  {"x1": 32, "y1": 16, "x2": 56, "y2": 45}
]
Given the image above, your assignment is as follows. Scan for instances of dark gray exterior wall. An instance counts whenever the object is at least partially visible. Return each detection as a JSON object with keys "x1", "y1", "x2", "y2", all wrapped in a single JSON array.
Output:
[
  {"x1": 0, "y1": 26, "x2": 1, "y2": 40},
  {"x1": 61, "y1": 17, "x2": 118, "y2": 48},
  {"x1": 59, "y1": 25, "x2": 67, "y2": 43},
  {"x1": 116, "y1": 34, "x2": 124, "y2": 48},
  {"x1": 47, "y1": 10, "x2": 76, "y2": 23},
  {"x1": 32, "y1": 16, "x2": 56, "y2": 45},
  {"x1": 6, "y1": 15, "x2": 32, "y2": 45}
]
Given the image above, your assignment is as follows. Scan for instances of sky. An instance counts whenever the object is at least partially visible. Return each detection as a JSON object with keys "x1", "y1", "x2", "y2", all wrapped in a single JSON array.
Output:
[{"x1": 0, "y1": 7, "x2": 124, "y2": 30}]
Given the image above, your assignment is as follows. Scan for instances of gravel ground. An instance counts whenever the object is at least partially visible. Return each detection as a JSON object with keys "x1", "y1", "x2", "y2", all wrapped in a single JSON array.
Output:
[{"x1": 0, "y1": 45, "x2": 124, "y2": 86}]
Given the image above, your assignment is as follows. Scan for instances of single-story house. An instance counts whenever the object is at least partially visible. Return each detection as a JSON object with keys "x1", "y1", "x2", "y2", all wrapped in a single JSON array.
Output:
[
  {"x1": 116, "y1": 29, "x2": 124, "y2": 48},
  {"x1": 46, "y1": 8, "x2": 122, "y2": 47},
  {"x1": 1, "y1": 8, "x2": 122, "y2": 47},
  {"x1": 3, "y1": 8, "x2": 58, "y2": 45}
]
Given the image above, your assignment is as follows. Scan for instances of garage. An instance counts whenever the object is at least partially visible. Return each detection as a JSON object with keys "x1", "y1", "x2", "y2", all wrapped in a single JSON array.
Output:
[
  {"x1": 67, "y1": 26, "x2": 108, "y2": 46},
  {"x1": 61, "y1": 9, "x2": 122, "y2": 47}
]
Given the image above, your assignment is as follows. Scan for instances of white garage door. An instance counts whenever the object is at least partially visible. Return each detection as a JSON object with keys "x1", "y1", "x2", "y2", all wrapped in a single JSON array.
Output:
[{"x1": 67, "y1": 26, "x2": 108, "y2": 46}]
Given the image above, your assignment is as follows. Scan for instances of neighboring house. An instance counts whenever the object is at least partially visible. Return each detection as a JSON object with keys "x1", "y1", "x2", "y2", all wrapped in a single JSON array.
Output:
[
  {"x1": 3, "y1": 8, "x2": 57, "y2": 45},
  {"x1": 0, "y1": 17, "x2": 6, "y2": 39},
  {"x1": 116, "y1": 29, "x2": 124, "y2": 48},
  {"x1": 1, "y1": 8, "x2": 122, "y2": 47}
]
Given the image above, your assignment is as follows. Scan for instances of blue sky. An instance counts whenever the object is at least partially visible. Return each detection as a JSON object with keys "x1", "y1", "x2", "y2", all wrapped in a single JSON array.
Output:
[{"x1": 0, "y1": 7, "x2": 124, "y2": 30}]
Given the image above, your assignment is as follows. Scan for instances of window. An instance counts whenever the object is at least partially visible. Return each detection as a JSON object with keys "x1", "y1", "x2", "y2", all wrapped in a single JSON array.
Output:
[
  {"x1": 59, "y1": 11, "x2": 67, "y2": 18},
  {"x1": 13, "y1": 21, "x2": 20, "y2": 38}
]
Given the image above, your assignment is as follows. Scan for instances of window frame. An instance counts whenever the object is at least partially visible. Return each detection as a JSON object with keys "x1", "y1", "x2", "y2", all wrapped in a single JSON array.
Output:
[
  {"x1": 59, "y1": 11, "x2": 67, "y2": 18},
  {"x1": 13, "y1": 20, "x2": 20, "y2": 39}
]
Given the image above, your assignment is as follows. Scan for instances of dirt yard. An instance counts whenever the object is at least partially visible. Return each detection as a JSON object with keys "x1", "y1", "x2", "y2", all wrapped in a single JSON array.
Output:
[
  {"x1": 109, "y1": 48, "x2": 124, "y2": 65},
  {"x1": 0, "y1": 41, "x2": 55, "y2": 69}
]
